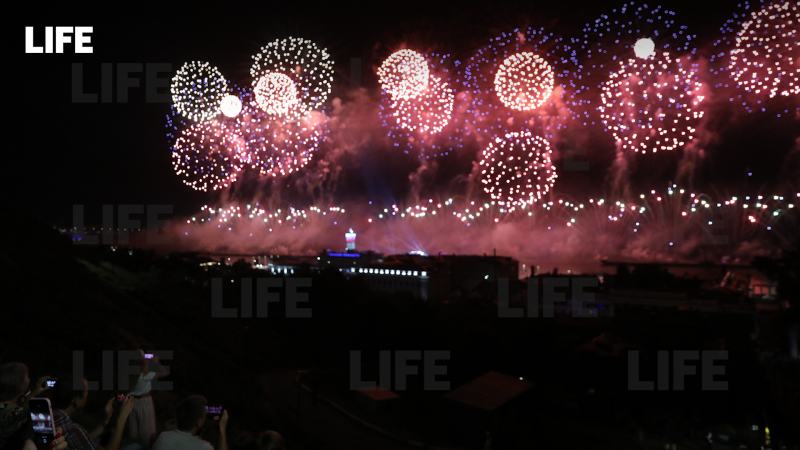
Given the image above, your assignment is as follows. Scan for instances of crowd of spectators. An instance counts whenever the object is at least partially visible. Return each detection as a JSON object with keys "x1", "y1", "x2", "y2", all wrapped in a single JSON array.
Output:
[{"x1": 0, "y1": 360, "x2": 283, "y2": 450}]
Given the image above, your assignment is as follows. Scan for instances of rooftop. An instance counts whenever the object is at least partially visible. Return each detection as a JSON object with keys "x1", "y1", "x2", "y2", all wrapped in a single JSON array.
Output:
[
  {"x1": 357, "y1": 386, "x2": 401, "y2": 401},
  {"x1": 443, "y1": 371, "x2": 534, "y2": 412}
]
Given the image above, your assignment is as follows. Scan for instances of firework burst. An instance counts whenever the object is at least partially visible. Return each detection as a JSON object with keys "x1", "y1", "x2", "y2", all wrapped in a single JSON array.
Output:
[
  {"x1": 235, "y1": 98, "x2": 324, "y2": 178},
  {"x1": 378, "y1": 49, "x2": 431, "y2": 100},
  {"x1": 729, "y1": 1, "x2": 799, "y2": 99},
  {"x1": 710, "y1": 1, "x2": 800, "y2": 115},
  {"x1": 378, "y1": 52, "x2": 462, "y2": 158},
  {"x1": 250, "y1": 37, "x2": 334, "y2": 113},
  {"x1": 389, "y1": 75, "x2": 454, "y2": 134},
  {"x1": 458, "y1": 26, "x2": 579, "y2": 142},
  {"x1": 566, "y1": 3, "x2": 697, "y2": 125},
  {"x1": 171, "y1": 120, "x2": 246, "y2": 192},
  {"x1": 598, "y1": 51, "x2": 706, "y2": 153},
  {"x1": 171, "y1": 61, "x2": 229, "y2": 122},
  {"x1": 254, "y1": 72, "x2": 304, "y2": 119},
  {"x1": 478, "y1": 131, "x2": 557, "y2": 208},
  {"x1": 494, "y1": 52, "x2": 555, "y2": 111}
]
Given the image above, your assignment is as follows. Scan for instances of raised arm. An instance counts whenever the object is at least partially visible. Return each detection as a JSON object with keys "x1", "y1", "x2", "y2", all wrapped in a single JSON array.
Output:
[
  {"x1": 218, "y1": 410, "x2": 228, "y2": 450},
  {"x1": 102, "y1": 395, "x2": 135, "y2": 450},
  {"x1": 22, "y1": 375, "x2": 50, "y2": 409},
  {"x1": 151, "y1": 355, "x2": 169, "y2": 378},
  {"x1": 24, "y1": 427, "x2": 67, "y2": 450}
]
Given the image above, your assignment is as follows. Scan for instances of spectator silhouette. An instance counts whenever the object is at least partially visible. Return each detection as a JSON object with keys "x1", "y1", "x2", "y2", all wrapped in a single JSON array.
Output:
[
  {"x1": 72, "y1": 390, "x2": 141, "y2": 450},
  {"x1": 51, "y1": 374, "x2": 135, "y2": 450},
  {"x1": 231, "y1": 430, "x2": 284, "y2": 450},
  {"x1": 152, "y1": 395, "x2": 228, "y2": 450},
  {"x1": 22, "y1": 426, "x2": 68, "y2": 450},
  {"x1": 0, "y1": 362, "x2": 49, "y2": 450},
  {"x1": 126, "y1": 350, "x2": 167, "y2": 448}
]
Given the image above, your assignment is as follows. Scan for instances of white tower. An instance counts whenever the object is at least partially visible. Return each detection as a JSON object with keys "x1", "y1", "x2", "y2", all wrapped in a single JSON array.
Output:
[{"x1": 345, "y1": 228, "x2": 356, "y2": 252}]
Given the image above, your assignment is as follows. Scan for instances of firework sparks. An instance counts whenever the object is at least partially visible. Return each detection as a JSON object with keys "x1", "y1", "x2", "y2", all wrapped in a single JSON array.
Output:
[
  {"x1": 177, "y1": 203, "x2": 349, "y2": 255},
  {"x1": 168, "y1": 70, "x2": 326, "y2": 190},
  {"x1": 598, "y1": 51, "x2": 706, "y2": 153},
  {"x1": 220, "y1": 94, "x2": 242, "y2": 118},
  {"x1": 254, "y1": 72, "x2": 303, "y2": 118},
  {"x1": 710, "y1": 1, "x2": 800, "y2": 115},
  {"x1": 171, "y1": 61, "x2": 228, "y2": 122},
  {"x1": 378, "y1": 49, "x2": 430, "y2": 100},
  {"x1": 728, "y1": 1, "x2": 799, "y2": 99},
  {"x1": 633, "y1": 38, "x2": 656, "y2": 59},
  {"x1": 494, "y1": 52, "x2": 555, "y2": 111},
  {"x1": 389, "y1": 75, "x2": 454, "y2": 134},
  {"x1": 171, "y1": 120, "x2": 246, "y2": 192},
  {"x1": 250, "y1": 37, "x2": 334, "y2": 112},
  {"x1": 478, "y1": 131, "x2": 557, "y2": 208},
  {"x1": 235, "y1": 99, "x2": 324, "y2": 177},
  {"x1": 378, "y1": 52, "x2": 462, "y2": 158},
  {"x1": 365, "y1": 186, "x2": 798, "y2": 260},
  {"x1": 191, "y1": 203, "x2": 345, "y2": 230},
  {"x1": 458, "y1": 27, "x2": 575, "y2": 141},
  {"x1": 564, "y1": 3, "x2": 697, "y2": 125}
]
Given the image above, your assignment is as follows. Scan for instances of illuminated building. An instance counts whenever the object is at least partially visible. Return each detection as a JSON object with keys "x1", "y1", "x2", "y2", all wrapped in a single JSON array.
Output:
[{"x1": 346, "y1": 228, "x2": 356, "y2": 252}]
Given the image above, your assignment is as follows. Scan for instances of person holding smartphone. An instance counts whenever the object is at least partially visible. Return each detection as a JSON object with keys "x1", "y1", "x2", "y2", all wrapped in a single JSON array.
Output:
[
  {"x1": 125, "y1": 350, "x2": 167, "y2": 448},
  {"x1": 22, "y1": 426, "x2": 68, "y2": 450},
  {"x1": 71, "y1": 392, "x2": 140, "y2": 450},
  {"x1": 95, "y1": 395, "x2": 137, "y2": 450},
  {"x1": 152, "y1": 396, "x2": 228, "y2": 450},
  {"x1": 51, "y1": 375, "x2": 136, "y2": 450},
  {"x1": 25, "y1": 397, "x2": 72, "y2": 450},
  {"x1": 0, "y1": 362, "x2": 50, "y2": 449}
]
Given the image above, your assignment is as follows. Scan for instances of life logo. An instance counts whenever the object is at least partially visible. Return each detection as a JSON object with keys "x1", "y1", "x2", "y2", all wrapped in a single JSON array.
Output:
[{"x1": 25, "y1": 27, "x2": 93, "y2": 53}]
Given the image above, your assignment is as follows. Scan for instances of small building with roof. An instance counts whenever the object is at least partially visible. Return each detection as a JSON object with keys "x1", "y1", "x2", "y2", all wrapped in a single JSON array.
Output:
[
  {"x1": 355, "y1": 386, "x2": 400, "y2": 414},
  {"x1": 441, "y1": 371, "x2": 534, "y2": 445}
]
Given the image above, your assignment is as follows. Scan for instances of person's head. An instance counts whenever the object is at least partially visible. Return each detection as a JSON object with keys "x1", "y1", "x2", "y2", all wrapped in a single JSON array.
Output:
[
  {"x1": 0, "y1": 362, "x2": 30, "y2": 406},
  {"x1": 232, "y1": 431, "x2": 284, "y2": 450},
  {"x1": 176, "y1": 395, "x2": 207, "y2": 434},
  {"x1": 256, "y1": 431, "x2": 284, "y2": 450},
  {"x1": 71, "y1": 390, "x2": 117, "y2": 434},
  {"x1": 50, "y1": 375, "x2": 88, "y2": 411}
]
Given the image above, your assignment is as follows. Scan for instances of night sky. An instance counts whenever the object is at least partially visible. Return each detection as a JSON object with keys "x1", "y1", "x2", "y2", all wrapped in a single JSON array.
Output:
[{"x1": 8, "y1": 0, "x2": 799, "y2": 227}]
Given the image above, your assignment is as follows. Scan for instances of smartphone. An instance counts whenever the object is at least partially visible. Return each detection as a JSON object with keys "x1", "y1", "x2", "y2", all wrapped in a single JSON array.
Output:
[
  {"x1": 46, "y1": 378, "x2": 58, "y2": 388},
  {"x1": 206, "y1": 404, "x2": 223, "y2": 418},
  {"x1": 29, "y1": 398, "x2": 56, "y2": 449},
  {"x1": 144, "y1": 353, "x2": 154, "y2": 359}
]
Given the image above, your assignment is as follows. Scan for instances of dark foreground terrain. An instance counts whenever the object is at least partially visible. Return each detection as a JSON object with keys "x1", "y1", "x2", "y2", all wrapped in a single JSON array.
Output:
[{"x1": 1, "y1": 209, "x2": 798, "y2": 449}]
